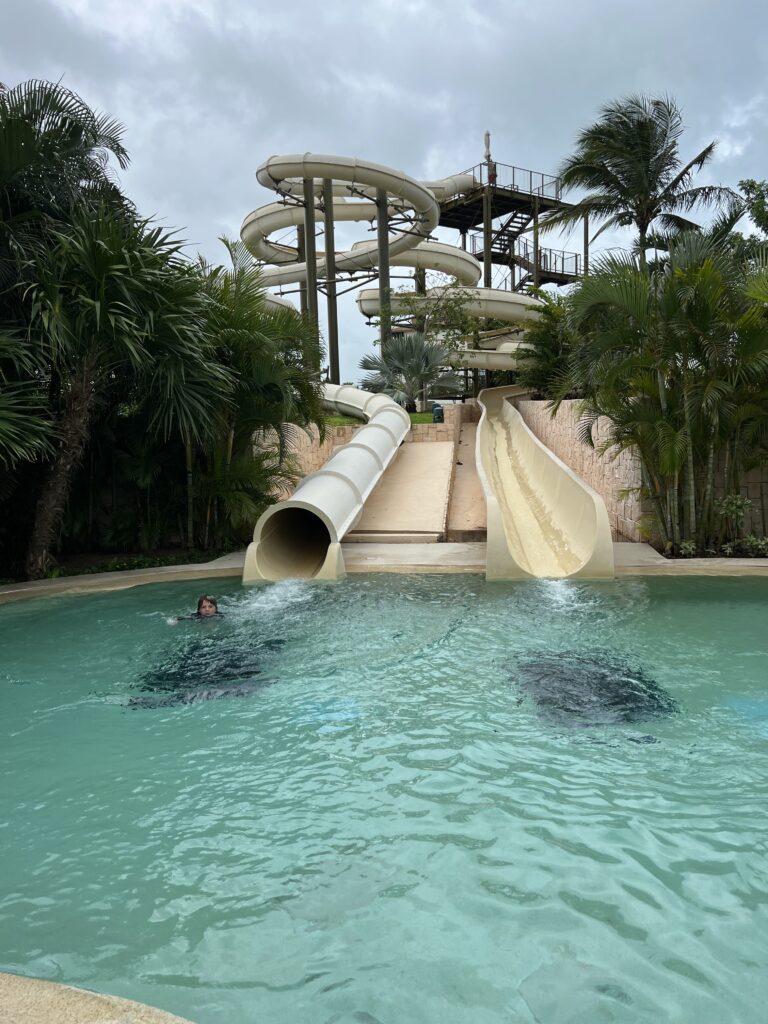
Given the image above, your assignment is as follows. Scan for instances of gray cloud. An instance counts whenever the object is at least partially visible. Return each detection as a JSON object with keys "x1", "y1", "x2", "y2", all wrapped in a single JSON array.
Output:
[{"x1": 3, "y1": 0, "x2": 767, "y2": 379}]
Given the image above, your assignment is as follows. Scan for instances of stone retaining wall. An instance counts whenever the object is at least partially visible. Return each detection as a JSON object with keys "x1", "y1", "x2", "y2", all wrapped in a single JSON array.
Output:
[
  {"x1": 514, "y1": 400, "x2": 768, "y2": 541},
  {"x1": 716, "y1": 465, "x2": 768, "y2": 536},
  {"x1": 268, "y1": 403, "x2": 479, "y2": 499},
  {"x1": 514, "y1": 400, "x2": 646, "y2": 542}
]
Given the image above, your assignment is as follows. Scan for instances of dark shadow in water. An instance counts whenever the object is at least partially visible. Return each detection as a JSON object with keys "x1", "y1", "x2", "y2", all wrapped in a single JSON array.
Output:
[
  {"x1": 512, "y1": 651, "x2": 679, "y2": 728},
  {"x1": 128, "y1": 632, "x2": 284, "y2": 709}
]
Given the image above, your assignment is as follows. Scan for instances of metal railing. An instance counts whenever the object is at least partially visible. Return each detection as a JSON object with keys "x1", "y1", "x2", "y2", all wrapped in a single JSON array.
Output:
[
  {"x1": 517, "y1": 238, "x2": 581, "y2": 277},
  {"x1": 468, "y1": 232, "x2": 582, "y2": 277},
  {"x1": 463, "y1": 161, "x2": 562, "y2": 200}
]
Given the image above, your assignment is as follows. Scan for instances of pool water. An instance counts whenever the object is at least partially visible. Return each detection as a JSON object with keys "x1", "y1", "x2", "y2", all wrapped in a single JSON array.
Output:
[{"x1": 1, "y1": 575, "x2": 767, "y2": 1023}]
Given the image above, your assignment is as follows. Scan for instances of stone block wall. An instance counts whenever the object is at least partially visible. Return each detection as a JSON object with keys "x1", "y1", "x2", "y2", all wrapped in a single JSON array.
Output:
[
  {"x1": 514, "y1": 400, "x2": 646, "y2": 542},
  {"x1": 263, "y1": 402, "x2": 479, "y2": 499},
  {"x1": 716, "y1": 466, "x2": 768, "y2": 536},
  {"x1": 514, "y1": 400, "x2": 768, "y2": 541}
]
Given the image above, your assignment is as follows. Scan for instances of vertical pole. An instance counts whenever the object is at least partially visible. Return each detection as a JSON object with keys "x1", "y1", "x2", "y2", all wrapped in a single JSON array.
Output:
[
  {"x1": 296, "y1": 224, "x2": 308, "y2": 317},
  {"x1": 414, "y1": 266, "x2": 427, "y2": 407},
  {"x1": 510, "y1": 235, "x2": 516, "y2": 291},
  {"x1": 533, "y1": 196, "x2": 540, "y2": 289},
  {"x1": 376, "y1": 188, "x2": 391, "y2": 348},
  {"x1": 414, "y1": 266, "x2": 426, "y2": 334},
  {"x1": 483, "y1": 185, "x2": 492, "y2": 289},
  {"x1": 460, "y1": 228, "x2": 467, "y2": 251},
  {"x1": 322, "y1": 179, "x2": 340, "y2": 384},
  {"x1": 583, "y1": 212, "x2": 590, "y2": 276},
  {"x1": 302, "y1": 178, "x2": 319, "y2": 334}
]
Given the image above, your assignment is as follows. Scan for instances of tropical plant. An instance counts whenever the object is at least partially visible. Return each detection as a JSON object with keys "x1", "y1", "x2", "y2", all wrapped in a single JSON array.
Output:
[
  {"x1": 22, "y1": 206, "x2": 233, "y2": 578},
  {"x1": 359, "y1": 332, "x2": 460, "y2": 410},
  {"x1": 512, "y1": 292, "x2": 580, "y2": 400},
  {"x1": 0, "y1": 79, "x2": 128, "y2": 278},
  {"x1": 556, "y1": 233, "x2": 768, "y2": 553},
  {"x1": 542, "y1": 94, "x2": 733, "y2": 262},
  {"x1": 187, "y1": 239, "x2": 325, "y2": 547}
]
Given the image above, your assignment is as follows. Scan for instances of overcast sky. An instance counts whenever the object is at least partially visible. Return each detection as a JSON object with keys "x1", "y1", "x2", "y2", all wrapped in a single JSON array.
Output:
[{"x1": 3, "y1": 0, "x2": 768, "y2": 381}]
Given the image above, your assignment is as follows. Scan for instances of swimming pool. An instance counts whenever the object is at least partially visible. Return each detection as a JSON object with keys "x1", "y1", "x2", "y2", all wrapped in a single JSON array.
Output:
[{"x1": 1, "y1": 575, "x2": 767, "y2": 1022}]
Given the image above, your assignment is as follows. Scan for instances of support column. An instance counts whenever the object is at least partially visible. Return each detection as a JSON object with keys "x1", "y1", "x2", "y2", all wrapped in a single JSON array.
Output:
[
  {"x1": 533, "y1": 196, "x2": 540, "y2": 289},
  {"x1": 376, "y1": 188, "x2": 391, "y2": 348},
  {"x1": 302, "y1": 178, "x2": 319, "y2": 333},
  {"x1": 414, "y1": 266, "x2": 426, "y2": 335},
  {"x1": 460, "y1": 228, "x2": 467, "y2": 252},
  {"x1": 583, "y1": 212, "x2": 590, "y2": 276},
  {"x1": 483, "y1": 186, "x2": 492, "y2": 289},
  {"x1": 322, "y1": 179, "x2": 340, "y2": 384},
  {"x1": 297, "y1": 224, "x2": 308, "y2": 317}
]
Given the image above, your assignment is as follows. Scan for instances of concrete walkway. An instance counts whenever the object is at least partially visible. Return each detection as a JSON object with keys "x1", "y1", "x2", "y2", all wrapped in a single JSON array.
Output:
[
  {"x1": 446, "y1": 423, "x2": 487, "y2": 540},
  {"x1": 344, "y1": 542, "x2": 486, "y2": 573},
  {"x1": 0, "y1": 972, "x2": 193, "y2": 1024},
  {"x1": 3, "y1": 543, "x2": 768, "y2": 607}
]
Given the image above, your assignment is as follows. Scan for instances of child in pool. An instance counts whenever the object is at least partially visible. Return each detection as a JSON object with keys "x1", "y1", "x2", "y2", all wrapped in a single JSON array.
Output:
[{"x1": 173, "y1": 595, "x2": 224, "y2": 622}]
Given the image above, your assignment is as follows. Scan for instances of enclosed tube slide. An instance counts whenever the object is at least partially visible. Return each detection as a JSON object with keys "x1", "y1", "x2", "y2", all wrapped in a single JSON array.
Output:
[
  {"x1": 242, "y1": 384, "x2": 410, "y2": 582},
  {"x1": 477, "y1": 386, "x2": 614, "y2": 578}
]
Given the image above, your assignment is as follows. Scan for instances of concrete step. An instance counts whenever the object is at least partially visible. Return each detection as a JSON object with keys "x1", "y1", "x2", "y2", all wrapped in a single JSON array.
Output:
[
  {"x1": 446, "y1": 528, "x2": 487, "y2": 542},
  {"x1": 345, "y1": 531, "x2": 443, "y2": 544}
]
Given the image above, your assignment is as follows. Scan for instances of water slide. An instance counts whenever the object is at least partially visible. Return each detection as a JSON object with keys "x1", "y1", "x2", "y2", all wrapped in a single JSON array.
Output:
[
  {"x1": 241, "y1": 153, "x2": 614, "y2": 580},
  {"x1": 477, "y1": 386, "x2": 614, "y2": 579},
  {"x1": 243, "y1": 384, "x2": 409, "y2": 583}
]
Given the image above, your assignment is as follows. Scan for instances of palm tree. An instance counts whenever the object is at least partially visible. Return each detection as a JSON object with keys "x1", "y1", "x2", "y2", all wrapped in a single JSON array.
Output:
[
  {"x1": 513, "y1": 292, "x2": 580, "y2": 400},
  {"x1": 0, "y1": 327, "x2": 51, "y2": 469},
  {"x1": 359, "y1": 332, "x2": 460, "y2": 411},
  {"x1": 23, "y1": 206, "x2": 233, "y2": 578},
  {"x1": 0, "y1": 79, "x2": 128, "y2": 275},
  {"x1": 192, "y1": 239, "x2": 325, "y2": 547},
  {"x1": 0, "y1": 80, "x2": 129, "y2": 487},
  {"x1": 543, "y1": 95, "x2": 734, "y2": 262},
  {"x1": 558, "y1": 235, "x2": 768, "y2": 552}
]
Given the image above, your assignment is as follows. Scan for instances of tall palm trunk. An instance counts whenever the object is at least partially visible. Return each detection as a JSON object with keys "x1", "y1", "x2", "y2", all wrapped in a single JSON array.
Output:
[
  {"x1": 25, "y1": 357, "x2": 97, "y2": 579},
  {"x1": 185, "y1": 440, "x2": 194, "y2": 548},
  {"x1": 682, "y1": 383, "x2": 697, "y2": 540},
  {"x1": 698, "y1": 436, "x2": 716, "y2": 548}
]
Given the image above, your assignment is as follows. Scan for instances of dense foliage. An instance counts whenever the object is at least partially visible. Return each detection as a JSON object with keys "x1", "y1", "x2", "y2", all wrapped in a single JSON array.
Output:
[
  {"x1": 518, "y1": 94, "x2": 768, "y2": 554},
  {"x1": 359, "y1": 332, "x2": 460, "y2": 411},
  {"x1": 0, "y1": 80, "x2": 323, "y2": 580}
]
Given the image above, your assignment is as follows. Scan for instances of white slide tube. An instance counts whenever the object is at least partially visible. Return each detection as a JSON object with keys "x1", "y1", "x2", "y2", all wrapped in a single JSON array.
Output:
[
  {"x1": 243, "y1": 384, "x2": 410, "y2": 582},
  {"x1": 477, "y1": 386, "x2": 614, "y2": 579}
]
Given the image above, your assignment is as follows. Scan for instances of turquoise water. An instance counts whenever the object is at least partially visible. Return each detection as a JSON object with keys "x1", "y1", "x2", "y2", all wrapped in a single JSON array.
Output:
[{"x1": 1, "y1": 575, "x2": 767, "y2": 1023}]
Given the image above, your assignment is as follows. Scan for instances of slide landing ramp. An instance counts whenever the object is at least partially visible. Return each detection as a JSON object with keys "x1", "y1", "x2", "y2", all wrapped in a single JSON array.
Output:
[{"x1": 345, "y1": 442, "x2": 454, "y2": 542}]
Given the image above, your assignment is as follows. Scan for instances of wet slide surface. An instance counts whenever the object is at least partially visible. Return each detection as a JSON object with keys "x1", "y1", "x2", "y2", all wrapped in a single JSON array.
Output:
[
  {"x1": 478, "y1": 387, "x2": 614, "y2": 579},
  {"x1": 486, "y1": 411, "x2": 581, "y2": 577}
]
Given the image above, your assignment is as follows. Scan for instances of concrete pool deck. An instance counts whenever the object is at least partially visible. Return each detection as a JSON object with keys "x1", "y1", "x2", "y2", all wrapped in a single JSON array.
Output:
[
  {"x1": 0, "y1": 972, "x2": 194, "y2": 1024},
  {"x1": 2, "y1": 543, "x2": 768, "y2": 605}
]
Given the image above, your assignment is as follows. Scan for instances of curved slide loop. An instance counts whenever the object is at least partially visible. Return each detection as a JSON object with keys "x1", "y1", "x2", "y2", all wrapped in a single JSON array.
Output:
[
  {"x1": 242, "y1": 384, "x2": 410, "y2": 582},
  {"x1": 477, "y1": 386, "x2": 614, "y2": 579}
]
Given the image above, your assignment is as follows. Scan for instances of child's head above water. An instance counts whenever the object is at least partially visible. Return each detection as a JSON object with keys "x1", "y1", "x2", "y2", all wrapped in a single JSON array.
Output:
[{"x1": 197, "y1": 595, "x2": 219, "y2": 616}]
